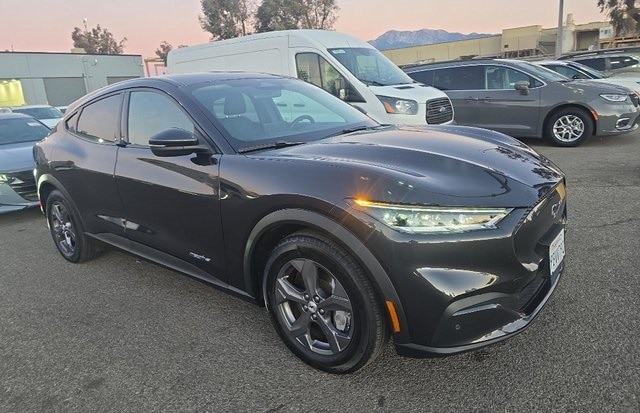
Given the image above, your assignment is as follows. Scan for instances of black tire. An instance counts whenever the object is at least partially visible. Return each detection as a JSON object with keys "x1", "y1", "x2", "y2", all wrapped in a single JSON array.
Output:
[
  {"x1": 264, "y1": 230, "x2": 389, "y2": 374},
  {"x1": 545, "y1": 107, "x2": 593, "y2": 147},
  {"x1": 46, "y1": 190, "x2": 98, "y2": 263}
]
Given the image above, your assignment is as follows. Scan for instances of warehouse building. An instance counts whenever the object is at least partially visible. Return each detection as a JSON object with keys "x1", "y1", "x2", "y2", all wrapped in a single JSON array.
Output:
[
  {"x1": 0, "y1": 51, "x2": 143, "y2": 107},
  {"x1": 382, "y1": 15, "x2": 611, "y2": 66}
]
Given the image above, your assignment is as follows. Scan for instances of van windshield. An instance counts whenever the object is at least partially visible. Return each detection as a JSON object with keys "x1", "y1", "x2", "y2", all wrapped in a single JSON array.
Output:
[{"x1": 328, "y1": 47, "x2": 414, "y2": 86}]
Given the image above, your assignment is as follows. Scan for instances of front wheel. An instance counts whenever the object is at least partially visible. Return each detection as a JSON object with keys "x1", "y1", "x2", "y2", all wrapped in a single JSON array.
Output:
[
  {"x1": 264, "y1": 231, "x2": 389, "y2": 373},
  {"x1": 545, "y1": 108, "x2": 593, "y2": 147}
]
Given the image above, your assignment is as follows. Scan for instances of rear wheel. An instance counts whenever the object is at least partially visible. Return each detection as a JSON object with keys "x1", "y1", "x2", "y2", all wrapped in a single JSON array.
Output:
[
  {"x1": 545, "y1": 108, "x2": 593, "y2": 147},
  {"x1": 264, "y1": 231, "x2": 389, "y2": 373},
  {"x1": 46, "y1": 190, "x2": 97, "y2": 263}
]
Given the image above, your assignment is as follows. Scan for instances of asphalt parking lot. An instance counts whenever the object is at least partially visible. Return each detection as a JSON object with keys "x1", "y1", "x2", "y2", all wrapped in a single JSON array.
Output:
[{"x1": 1, "y1": 132, "x2": 639, "y2": 412}]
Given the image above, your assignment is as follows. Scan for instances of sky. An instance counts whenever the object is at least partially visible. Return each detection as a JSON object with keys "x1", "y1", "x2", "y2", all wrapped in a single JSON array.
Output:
[{"x1": 0, "y1": 0, "x2": 606, "y2": 58}]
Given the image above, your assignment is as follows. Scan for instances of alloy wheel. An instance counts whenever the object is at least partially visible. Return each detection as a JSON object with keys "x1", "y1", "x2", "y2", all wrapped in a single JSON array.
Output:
[
  {"x1": 50, "y1": 201, "x2": 77, "y2": 256},
  {"x1": 274, "y1": 258, "x2": 354, "y2": 355},
  {"x1": 552, "y1": 114, "x2": 585, "y2": 143}
]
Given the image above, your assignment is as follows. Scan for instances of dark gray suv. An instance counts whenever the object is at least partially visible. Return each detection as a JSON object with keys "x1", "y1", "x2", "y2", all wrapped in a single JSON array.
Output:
[{"x1": 405, "y1": 59, "x2": 640, "y2": 146}]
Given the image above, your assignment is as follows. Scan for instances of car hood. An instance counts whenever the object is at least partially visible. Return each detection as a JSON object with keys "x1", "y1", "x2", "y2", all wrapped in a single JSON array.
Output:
[
  {"x1": 0, "y1": 142, "x2": 36, "y2": 172},
  {"x1": 368, "y1": 83, "x2": 449, "y2": 102},
  {"x1": 587, "y1": 78, "x2": 640, "y2": 94},
  {"x1": 260, "y1": 125, "x2": 564, "y2": 207},
  {"x1": 564, "y1": 79, "x2": 634, "y2": 95}
]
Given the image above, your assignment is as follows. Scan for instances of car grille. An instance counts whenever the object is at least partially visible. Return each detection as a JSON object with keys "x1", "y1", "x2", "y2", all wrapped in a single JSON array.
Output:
[
  {"x1": 6, "y1": 170, "x2": 38, "y2": 202},
  {"x1": 630, "y1": 94, "x2": 639, "y2": 107},
  {"x1": 426, "y1": 98, "x2": 453, "y2": 124}
]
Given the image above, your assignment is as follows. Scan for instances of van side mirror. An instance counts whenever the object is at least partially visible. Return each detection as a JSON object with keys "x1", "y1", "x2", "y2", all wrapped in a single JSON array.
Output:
[
  {"x1": 514, "y1": 81, "x2": 530, "y2": 95},
  {"x1": 148, "y1": 128, "x2": 208, "y2": 157}
]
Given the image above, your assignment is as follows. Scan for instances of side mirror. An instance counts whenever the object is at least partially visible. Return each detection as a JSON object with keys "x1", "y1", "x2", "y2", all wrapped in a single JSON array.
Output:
[
  {"x1": 514, "y1": 81, "x2": 530, "y2": 95},
  {"x1": 148, "y1": 128, "x2": 206, "y2": 157}
]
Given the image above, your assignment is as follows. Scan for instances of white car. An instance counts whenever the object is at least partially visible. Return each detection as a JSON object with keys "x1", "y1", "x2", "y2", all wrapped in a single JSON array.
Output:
[
  {"x1": 537, "y1": 60, "x2": 640, "y2": 96},
  {"x1": 5, "y1": 105, "x2": 64, "y2": 129}
]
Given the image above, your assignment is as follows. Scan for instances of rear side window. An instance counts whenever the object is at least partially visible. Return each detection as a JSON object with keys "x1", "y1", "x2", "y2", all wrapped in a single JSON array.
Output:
[
  {"x1": 406, "y1": 70, "x2": 434, "y2": 85},
  {"x1": 76, "y1": 94, "x2": 122, "y2": 143},
  {"x1": 547, "y1": 64, "x2": 589, "y2": 79},
  {"x1": 609, "y1": 56, "x2": 639, "y2": 70},
  {"x1": 433, "y1": 66, "x2": 484, "y2": 90},
  {"x1": 576, "y1": 57, "x2": 606, "y2": 71}
]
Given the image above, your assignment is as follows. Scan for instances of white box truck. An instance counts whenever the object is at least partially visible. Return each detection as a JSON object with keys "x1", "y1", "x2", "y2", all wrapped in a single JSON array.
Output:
[{"x1": 167, "y1": 30, "x2": 454, "y2": 126}]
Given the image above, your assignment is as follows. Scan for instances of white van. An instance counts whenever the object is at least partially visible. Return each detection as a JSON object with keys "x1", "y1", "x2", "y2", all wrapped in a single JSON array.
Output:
[{"x1": 167, "y1": 30, "x2": 454, "y2": 126}]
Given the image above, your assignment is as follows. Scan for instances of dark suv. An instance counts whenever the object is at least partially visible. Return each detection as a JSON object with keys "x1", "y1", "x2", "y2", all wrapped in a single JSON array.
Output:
[
  {"x1": 404, "y1": 59, "x2": 640, "y2": 146},
  {"x1": 559, "y1": 52, "x2": 640, "y2": 76},
  {"x1": 34, "y1": 73, "x2": 567, "y2": 373}
]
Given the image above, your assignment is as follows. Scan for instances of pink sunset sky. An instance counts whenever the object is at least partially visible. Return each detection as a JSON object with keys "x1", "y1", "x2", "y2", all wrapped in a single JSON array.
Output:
[{"x1": 1, "y1": 0, "x2": 606, "y2": 58}]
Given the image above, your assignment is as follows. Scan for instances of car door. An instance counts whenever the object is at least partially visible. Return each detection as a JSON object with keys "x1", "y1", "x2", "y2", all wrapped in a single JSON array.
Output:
[
  {"x1": 472, "y1": 65, "x2": 542, "y2": 137},
  {"x1": 114, "y1": 88, "x2": 226, "y2": 284},
  {"x1": 54, "y1": 94, "x2": 127, "y2": 238},
  {"x1": 431, "y1": 65, "x2": 484, "y2": 125}
]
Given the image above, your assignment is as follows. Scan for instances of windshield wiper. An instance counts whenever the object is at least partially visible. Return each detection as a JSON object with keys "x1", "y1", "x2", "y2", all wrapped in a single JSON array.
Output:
[
  {"x1": 326, "y1": 124, "x2": 389, "y2": 138},
  {"x1": 360, "y1": 79, "x2": 386, "y2": 86},
  {"x1": 237, "y1": 140, "x2": 305, "y2": 154}
]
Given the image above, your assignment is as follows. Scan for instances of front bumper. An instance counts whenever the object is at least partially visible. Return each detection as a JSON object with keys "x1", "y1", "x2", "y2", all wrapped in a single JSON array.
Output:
[
  {"x1": 351, "y1": 181, "x2": 567, "y2": 357},
  {"x1": 596, "y1": 101, "x2": 640, "y2": 136},
  {"x1": 0, "y1": 171, "x2": 39, "y2": 214}
]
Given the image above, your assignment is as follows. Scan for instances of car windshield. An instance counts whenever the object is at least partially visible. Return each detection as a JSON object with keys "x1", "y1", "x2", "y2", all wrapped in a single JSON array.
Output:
[
  {"x1": 0, "y1": 118, "x2": 50, "y2": 145},
  {"x1": 569, "y1": 61, "x2": 607, "y2": 79},
  {"x1": 328, "y1": 47, "x2": 414, "y2": 86},
  {"x1": 12, "y1": 106, "x2": 63, "y2": 120},
  {"x1": 518, "y1": 61, "x2": 571, "y2": 82},
  {"x1": 189, "y1": 77, "x2": 378, "y2": 152}
]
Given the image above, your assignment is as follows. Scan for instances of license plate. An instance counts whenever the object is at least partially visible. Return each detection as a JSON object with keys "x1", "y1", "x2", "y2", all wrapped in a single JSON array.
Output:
[{"x1": 549, "y1": 229, "x2": 565, "y2": 275}]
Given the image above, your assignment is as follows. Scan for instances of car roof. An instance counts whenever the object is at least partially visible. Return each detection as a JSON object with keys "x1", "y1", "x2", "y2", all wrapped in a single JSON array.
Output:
[
  {"x1": 10, "y1": 104, "x2": 55, "y2": 109},
  {"x1": 0, "y1": 112, "x2": 38, "y2": 120},
  {"x1": 403, "y1": 58, "x2": 532, "y2": 72},
  {"x1": 65, "y1": 71, "x2": 293, "y2": 114}
]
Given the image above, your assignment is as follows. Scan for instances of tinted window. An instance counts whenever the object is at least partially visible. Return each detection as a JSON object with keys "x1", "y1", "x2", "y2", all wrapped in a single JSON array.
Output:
[
  {"x1": 406, "y1": 70, "x2": 434, "y2": 85},
  {"x1": 433, "y1": 66, "x2": 484, "y2": 90},
  {"x1": 609, "y1": 56, "x2": 639, "y2": 70},
  {"x1": 0, "y1": 117, "x2": 50, "y2": 145},
  {"x1": 127, "y1": 91, "x2": 195, "y2": 146},
  {"x1": 76, "y1": 95, "x2": 122, "y2": 142},
  {"x1": 576, "y1": 57, "x2": 606, "y2": 71}
]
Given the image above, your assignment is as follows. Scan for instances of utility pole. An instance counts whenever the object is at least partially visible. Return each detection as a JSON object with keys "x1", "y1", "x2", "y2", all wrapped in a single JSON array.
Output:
[{"x1": 556, "y1": 0, "x2": 564, "y2": 58}]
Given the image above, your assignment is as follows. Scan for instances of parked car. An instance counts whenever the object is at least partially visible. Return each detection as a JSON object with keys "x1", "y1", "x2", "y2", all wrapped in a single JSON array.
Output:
[
  {"x1": 8, "y1": 105, "x2": 64, "y2": 128},
  {"x1": 404, "y1": 59, "x2": 640, "y2": 146},
  {"x1": 0, "y1": 113, "x2": 50, "y2": 213},
  {"x1": 536, "y1": 59, "x2": 640, "y2": 95},
  {"x1": 55, "y1": 106, "x2": 68, "y2": 114},
  {"x1": 34, "y1": 73, "x2": 567, "y2": 373},
  {"x1": 558, "y1": 52, "x2": 640, "y2": 76}
]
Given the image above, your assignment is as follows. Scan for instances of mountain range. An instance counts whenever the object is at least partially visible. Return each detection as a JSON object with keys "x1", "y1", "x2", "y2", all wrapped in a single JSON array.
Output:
[{"x1": 369, "y1": 29, "x2": 495, "y2": 51}]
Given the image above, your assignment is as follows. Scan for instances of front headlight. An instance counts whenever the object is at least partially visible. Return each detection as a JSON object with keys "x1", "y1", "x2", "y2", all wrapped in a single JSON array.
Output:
[
  {"x1": 376, "y1": 96, "x2": 419, "y2": 115},
  {"x1": 354, "y1": 199, "x2": 512, "y2": 234},
  {"x1": 600, "y1": 94, "x2": 628, "y2": 102}
]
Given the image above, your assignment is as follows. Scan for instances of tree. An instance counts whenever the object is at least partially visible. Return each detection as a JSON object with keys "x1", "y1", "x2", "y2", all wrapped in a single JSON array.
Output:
[
  {"x1": 296, "y1": 0, "x2": 338, "y2": 30},
  {"x1": 71, "y1": 24, "x2": 127, "y2": 54},
  {"x1": 254, "y1": 0, "x2": 338, "y2": 33},
  {"x1": 155, "y1": 41, "x2": 173, "y2": 65},
  {"x1": 200, "y1": 0, "x2": 254, "y2": 40},
  {"x1": 255, "y1": 0, "x2": 301, "y2": 32},
  {"x1": 598, "y1": 0, "x2": 640, "y2": 36}
]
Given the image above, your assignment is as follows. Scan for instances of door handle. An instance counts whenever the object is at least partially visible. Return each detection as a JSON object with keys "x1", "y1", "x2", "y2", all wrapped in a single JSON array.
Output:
[
  {"x1": 465, "y1": 97, "x2": 479, "y2": 102},
  {"x1": 479, "y1": 97, "x2": 493, "y2": 102}
]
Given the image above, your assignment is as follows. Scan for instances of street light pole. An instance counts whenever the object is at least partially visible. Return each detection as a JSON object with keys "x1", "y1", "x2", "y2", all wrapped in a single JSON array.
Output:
[{"x1": 556, "y1": 0, "x2": 564, "y2": 57}]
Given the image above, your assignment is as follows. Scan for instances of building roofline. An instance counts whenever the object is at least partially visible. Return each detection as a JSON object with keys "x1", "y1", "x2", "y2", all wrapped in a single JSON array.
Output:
[{"x1": 0, "y1": 50, "x2": 142, "y2": 58}]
